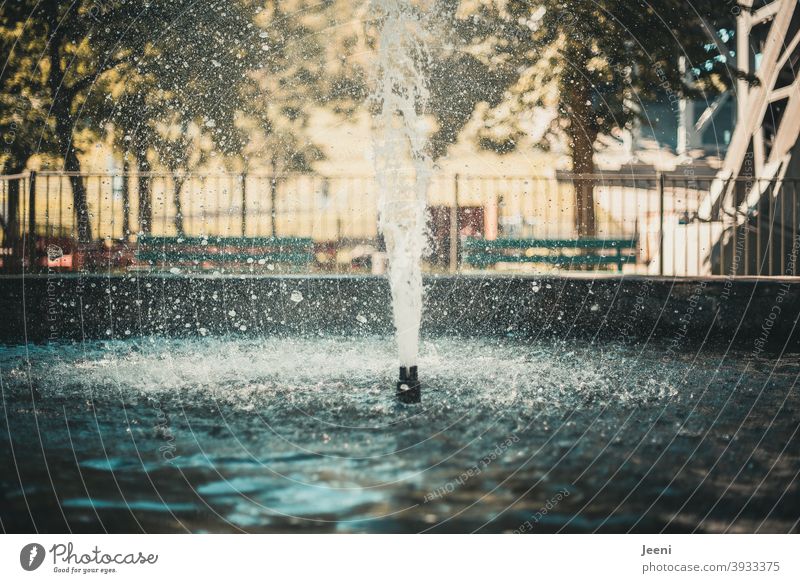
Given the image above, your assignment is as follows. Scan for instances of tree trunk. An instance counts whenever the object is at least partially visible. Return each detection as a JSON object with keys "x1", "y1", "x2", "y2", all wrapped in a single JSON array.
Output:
[
  {"x1": 2, "y1": 162, "x2": 23, "y2": 244},
  {"x1": 172, "y1": 175, "x2": 186, "y2": 236},
  {"x1": 121, "y1": 156, "x2": 131, "y2": 240},
  {"x1": 4, "y1": 179, "x2": 20, "y2": 247},
  {"x1": 563, "y1": 59, "x2": 598, "y2": 238},
  {"x1": 137, "y1": 156, "x2": 152, "y2": 235},
  {"x1": 270, "y1": 157, "x2": 278, "y2": 238},
  {"x1": 570, "y1": 128, "x2": 597, "y2": 238},
  {"x1": 2, "y1": 162, "x2": 24, "y2": 271},
  {"x1": 62, "y1": 140, "x2": 93, "y2": 244},
  {"x1": 47, "y1": 19, "x2": 92, "y2": 245}
]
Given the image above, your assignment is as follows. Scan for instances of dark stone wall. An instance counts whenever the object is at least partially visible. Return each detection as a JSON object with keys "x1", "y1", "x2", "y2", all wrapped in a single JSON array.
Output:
[{"x1": 1, "y1": 274, "x2": 798, "y2": 352}]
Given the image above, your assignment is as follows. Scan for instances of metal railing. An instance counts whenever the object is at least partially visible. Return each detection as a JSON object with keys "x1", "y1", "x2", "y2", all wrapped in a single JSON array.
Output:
[{"x1": 1, "y1": 170, "x2": 799, "y2": 277}]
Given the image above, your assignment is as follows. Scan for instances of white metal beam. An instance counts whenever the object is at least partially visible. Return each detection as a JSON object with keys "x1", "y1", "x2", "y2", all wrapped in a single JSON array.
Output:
[
  {"x1": 700, "y1": 0, "x2": 800, "y2": 218},
  {"x1": 753, "y1": 1, "x2": 782, "y2": 24}
]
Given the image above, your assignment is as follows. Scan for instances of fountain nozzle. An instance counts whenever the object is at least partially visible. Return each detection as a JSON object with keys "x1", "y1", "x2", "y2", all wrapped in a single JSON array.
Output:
[{"x1": 396, "y1": 365, "x2": 421, "y2": 403}]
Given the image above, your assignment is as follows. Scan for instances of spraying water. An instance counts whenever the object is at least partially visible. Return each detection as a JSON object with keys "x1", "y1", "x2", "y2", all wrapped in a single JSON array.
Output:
[{"x1": 371, "y1": 0, "x2": 433, "y2": 383}]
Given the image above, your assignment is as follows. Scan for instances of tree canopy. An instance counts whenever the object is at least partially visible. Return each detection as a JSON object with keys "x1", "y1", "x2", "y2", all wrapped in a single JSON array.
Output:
[
  {"x1": 1, "y1": 0, "x2": 743, "y2": 240},
  {"x1": 0, "y1": 0, "x2": 331, "y2": 239},
  {"x1": 430, "y1": 0, "x2": 738, "y2": 234}
]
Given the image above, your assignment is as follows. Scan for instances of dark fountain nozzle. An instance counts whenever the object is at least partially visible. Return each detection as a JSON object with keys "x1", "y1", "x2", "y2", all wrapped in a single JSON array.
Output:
[{"x1": 396, "y1": 365, "x2": 421, "y2": 404}]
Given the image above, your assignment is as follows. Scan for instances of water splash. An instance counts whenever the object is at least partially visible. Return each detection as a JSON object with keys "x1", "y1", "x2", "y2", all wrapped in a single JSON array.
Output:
[
  {"x1": 371, "y1": 0, "x2": 433, "y2": 368},
  {"x1": 3, "y1": 337, "x2": 791, "y2": 533},
  {"x1": 1, "y1": 337, "x2": 681, "y2": 415}
]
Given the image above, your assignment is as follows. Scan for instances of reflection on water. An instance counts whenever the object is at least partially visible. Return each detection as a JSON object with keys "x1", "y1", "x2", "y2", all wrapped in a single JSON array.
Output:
[{"x1": 1, "y1": 336, "x2": 798, "y2": 532}]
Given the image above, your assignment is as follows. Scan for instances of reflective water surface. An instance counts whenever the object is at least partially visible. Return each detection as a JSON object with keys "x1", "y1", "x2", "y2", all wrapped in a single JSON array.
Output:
[{"x1": 1, "y1": 336, "x2": 798, "y2": 532}]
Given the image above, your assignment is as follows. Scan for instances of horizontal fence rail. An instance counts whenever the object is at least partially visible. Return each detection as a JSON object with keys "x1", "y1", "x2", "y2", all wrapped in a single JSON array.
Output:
[{"x1": 1, "y1": 170, "x2": 798, "y2": 277}]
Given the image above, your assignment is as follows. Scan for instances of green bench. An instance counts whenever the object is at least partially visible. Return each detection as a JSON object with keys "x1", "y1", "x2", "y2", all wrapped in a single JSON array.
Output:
[
  {"x1": 463, "y1": 237, "x2": 638, "y2": 272},
  {"x1": 136, "y1": 236, "x2": 314, "y2": 271}
]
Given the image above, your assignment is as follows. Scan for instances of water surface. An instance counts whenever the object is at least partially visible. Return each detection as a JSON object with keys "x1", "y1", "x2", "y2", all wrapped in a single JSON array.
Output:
[{"x1": 1, "y1": 336, "x2": 798, "y2": 533}]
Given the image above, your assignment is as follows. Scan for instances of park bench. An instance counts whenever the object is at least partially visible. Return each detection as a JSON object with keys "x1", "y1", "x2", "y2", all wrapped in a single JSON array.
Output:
[
  {"x1": 136, "y1": 235, "x2": 315, "y2": 272},
  {"x1": 463, "y1": 237, "x2": 638, "y2": 272}
]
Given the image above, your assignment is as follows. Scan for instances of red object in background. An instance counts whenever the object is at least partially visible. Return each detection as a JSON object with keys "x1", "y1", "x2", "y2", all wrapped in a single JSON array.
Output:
[
  {"x1": 458, "y1": 206, "x2": 485, "y2": 238},
  {"x1": 314, "y1": 241, "x2": 337, "y2": 271},
  {"x1": 36, "y1": 237, "x2": 74, "y2": 270},
  {"x1": 426, "y1": 205, "x2": 485, "y2": 267},
  {"x1": 35, "y1": 237, "x2": 135, "y2": 272}
]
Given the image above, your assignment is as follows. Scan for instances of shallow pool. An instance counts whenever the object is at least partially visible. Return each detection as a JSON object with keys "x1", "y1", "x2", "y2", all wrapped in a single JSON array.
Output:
[{"x1": 1, "y1": 335, "x2": 798, "y2": 532}]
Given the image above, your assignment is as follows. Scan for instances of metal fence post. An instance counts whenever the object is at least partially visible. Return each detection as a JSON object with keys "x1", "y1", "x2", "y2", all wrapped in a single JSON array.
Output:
[
  {"x1": 658, "y1": 173, "x2": 665, "y2": 276},
  {"x1": 240, "y1": 173, "x2": 247, "y2": 237},
  {"x1": 449, "y1": 173, "x2": 460, "y2": 273},
  {"x1": 122, "y1": 158, "x2": 130, "y2": 240},
  {"x1": 270, "y1": 175, "x2": 278, "y2": 238},
  {"x1": 28, "y1": 171, "x2": 37, "y2": 269}
]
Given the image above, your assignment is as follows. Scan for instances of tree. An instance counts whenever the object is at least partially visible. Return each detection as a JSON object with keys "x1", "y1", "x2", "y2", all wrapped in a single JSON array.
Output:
[
  {"x1": 105, "y1": 0, "x2": 327, "y2": 236},
  {"x1": 0, "y1": 9, "x2": 57, "y2": 258},
  {"x1": 104, "y1": 0, "x2": 265, "y2": 236},
  {"x1": 439, "y1": 0, "x2": 737, "y2": 235},
  {"x1": 109, "y1": 87, "x2": 160, "y2": 236},
  {"x1": 0, "y1": 1, "x2": 164, "y2": 242},
  {"x1": 102, "y1": 0, "x2": 272, "y2": 237},
  {"x1": 1, "y1": 0, "x2": 273, "y2": 242},
  {"x1": 234, "y1": 1, "x2": 331, "y2": 236},
  {"x1": 152, "y1": 117, "x2": 207, "y2": 237}
]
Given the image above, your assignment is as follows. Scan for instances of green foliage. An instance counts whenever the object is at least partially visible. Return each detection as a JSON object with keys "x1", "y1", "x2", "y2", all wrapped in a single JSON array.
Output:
[
  {"x1": 448, "y1": 0, "x2": 738, "y2": 164},
  {"x1": 425, "y1": 0, "x2": 516, "y2": 159},
  {"x1": 0, "y1": 5, "x2": 56, "y2": 172},
  {"x1": 235, "y1": 1, "x2": 329, "y2": 173},
  {"x1": 0, "y1": 0, "x2": 332, "y2": 174},
  {"x1": 104, "y1": 0, "x2": 328, "y2": 174},
  {"x1": 1, "y1": 0, "x2": 742, "y2": 178}
]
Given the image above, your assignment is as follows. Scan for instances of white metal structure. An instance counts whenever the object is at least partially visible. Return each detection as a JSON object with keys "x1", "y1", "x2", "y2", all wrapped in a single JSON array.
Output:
[{"x1": 701, "y1": 0, "x2": 800, "y2": 217}]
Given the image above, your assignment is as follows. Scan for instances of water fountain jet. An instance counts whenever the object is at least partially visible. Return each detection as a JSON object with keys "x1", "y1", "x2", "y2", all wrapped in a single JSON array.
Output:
[
  {"x1": 371, "y1": 0, "x2": 433, "y2": 402},
  {"x1": 396, "y1": 365, "x2": 421, "y2": 403}
]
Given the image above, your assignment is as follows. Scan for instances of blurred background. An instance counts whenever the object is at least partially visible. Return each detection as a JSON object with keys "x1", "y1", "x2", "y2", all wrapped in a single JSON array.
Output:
[{"x1": 2, "y1": 0, "x2": 799, "y2": 277}]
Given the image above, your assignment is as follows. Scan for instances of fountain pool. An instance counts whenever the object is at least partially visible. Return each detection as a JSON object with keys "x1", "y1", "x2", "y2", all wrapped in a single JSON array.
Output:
[{"x1": 1, "y1": 331, "x2": 798, "y2": 533}]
